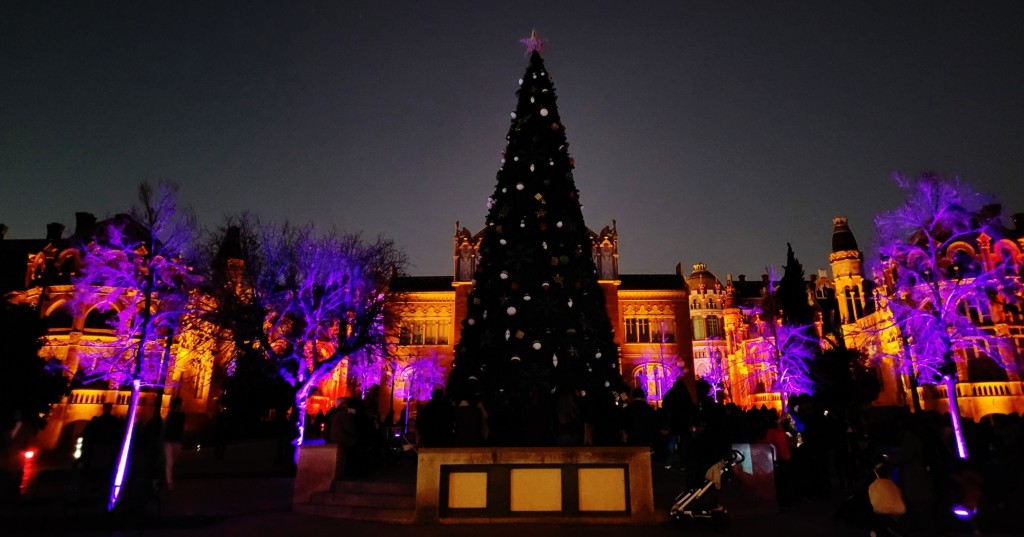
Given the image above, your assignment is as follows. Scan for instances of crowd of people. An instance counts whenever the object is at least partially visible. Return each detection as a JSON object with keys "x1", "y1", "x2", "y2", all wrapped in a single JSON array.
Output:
[{"x1": 313, "y1": 377, "x2": 1022, "y2": 534}]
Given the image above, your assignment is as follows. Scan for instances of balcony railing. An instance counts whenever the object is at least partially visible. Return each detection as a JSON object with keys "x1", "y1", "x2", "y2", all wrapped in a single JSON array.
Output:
[
  {"x1": 918, "y1": 381, "x2": 1023, "y2": 400},
  {"x1": 67, "y1": 388, "x2": 157, "y2": 407},
  {"x1": 748, "y1": 392, "x2": 782, "y2": 406}
]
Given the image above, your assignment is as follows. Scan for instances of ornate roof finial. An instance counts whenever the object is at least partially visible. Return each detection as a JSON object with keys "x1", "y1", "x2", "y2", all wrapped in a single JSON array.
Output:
[{"x1": 520, "y1": 29, "x2": 546, "y2": 57}]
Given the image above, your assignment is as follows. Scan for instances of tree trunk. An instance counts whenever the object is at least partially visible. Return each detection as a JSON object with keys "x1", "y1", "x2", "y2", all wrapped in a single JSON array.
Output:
[
  {"x1": 293, "y1": 382, "x2": 313, "y2": 465},
  {"x1": 943, "y1": 374, "x2": 969, "y2": 459},
  {"x1": 108, "y1": 378, "x2": 142, "y2": 511}
]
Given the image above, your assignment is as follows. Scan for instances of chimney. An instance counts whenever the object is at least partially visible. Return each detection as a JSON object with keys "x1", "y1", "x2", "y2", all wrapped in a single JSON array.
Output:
[
  {"x1": 738, "y1": 274, "x2": 746, "y2": 282},
  {"x1": 46, "y1": 222, "x2": 65, "y2": 242},
  {"x1": 74, "y1": 212, "x2": 97, "y2": 238}
]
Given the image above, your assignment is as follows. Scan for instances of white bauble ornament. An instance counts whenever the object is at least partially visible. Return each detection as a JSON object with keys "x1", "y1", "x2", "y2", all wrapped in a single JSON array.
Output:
[
  {"x1": 499, "y1": 239, "x2": 507, "y2": 245},
  {"x1": 595, "y1": 352, "x2": 602, "y2": 359},
  {"x1": 530, "y1": 96, "x2": 535, "y2": 103},
  {"x1": 511, "y1": 112, "x2": 516, "y2": 119},
  {"x1": 567, "y1": 299, "x2": 573, "y2": 308},
  {"x1": 467, "y1": 318, "x2": 475, "y2": 326},
  {"x1": 604, "y1": 381, "x2": 610, "y2": 387},
  {"x1": 542, "y1": 241, "x2": 548, "y2": 250},
  {"x1": 513, "y1": 156, "x2": 519, "y2": 161},
  {"x1": 556, "y1": 221, "x2": 563, "y2": 228},
  {"x1": 540, "y1": 108, "x2": 549, "y2": 117},
  {"x1": 500, "y1": 271, "x2": 509, "y2": 280},
  {"x1": 552, "y1": 354, "x2": 558, "y2": 367},
  {"x1": 482, "y1": 310, "x2": 488, "y2": 319},
  {"x1": 529, "y1": 163, "x2": 535, "y2": 172},
  {"x1": 523, "y1": 294, "x2": 532, "y2": 301},
  {"x1": 502, "y1": 188, "x2": 508, "y2": 193},
  {"x1": 518, "y1": 78, "x2": 523, "y2": 85},
  {"x1": 511, "y1": 355, "x2": 521, "y2": 363},
  {"x1": 507, "y1": 306, "x2": 517, "y2": 315},
  {"x1": 505, "y1": 329, "x2": 511, "y2": 341},
  {"x1": 532, "y1": 341, "x2": 542, "y2": 350},
  {"x1": 516, "y1": 182, "x2": 524, "y2": 190}
]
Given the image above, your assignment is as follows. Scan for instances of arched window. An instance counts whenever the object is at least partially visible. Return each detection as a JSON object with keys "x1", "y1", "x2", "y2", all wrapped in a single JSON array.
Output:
[
  {"x1": 84, "y1": 307, "x2": 117, "y2": 331},
  {"x1": 632, "y1": 362, "x2": 670, "y2": 405},
  {"x1": 45, "y1": 303, "x2": 74, "y2": 333}
]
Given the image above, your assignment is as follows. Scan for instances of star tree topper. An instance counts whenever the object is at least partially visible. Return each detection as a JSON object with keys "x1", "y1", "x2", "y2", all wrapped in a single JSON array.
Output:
[{"x1": 520, "y1": 29, "x2": 546, "y2": 56}]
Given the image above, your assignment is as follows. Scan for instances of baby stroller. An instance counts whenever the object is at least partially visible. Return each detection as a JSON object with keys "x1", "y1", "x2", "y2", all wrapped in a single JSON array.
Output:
[{"x1": 670, "y1": 449, "x2": 744, "y2": 530}]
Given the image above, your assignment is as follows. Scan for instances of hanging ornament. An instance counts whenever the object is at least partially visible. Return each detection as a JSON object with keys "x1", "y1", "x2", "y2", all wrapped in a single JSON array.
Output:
[
  {"x1": 500, "y1": 271, "x2": 509, "y2": 280},
  {"x1": 540, "y1": 108, "x2": 549, "y2": 117},
  {"x1": 552, "y1": 354, "x2": 559, "y2": 367},
  {"x1": 505, "y1": 329, "x2": 511, "y2": 341},
  {"x1": 513, "y1": 156, "x2": 519, "y2": 162},
  {"x1": 556, "y1": 221, "x2": 563, "y2": 228},
  {"x1": 467, "y1": 318, "x2": 476, "y2": 326},
  {"x1": 542, "y1": 241, "x2": 548, "y2": 250},
  {"x1": 500, "y1": 238, "x2": 507, "y2": 245},
  {"x1": 516, "y1": 330, "x2": 525, "y2": 339},
  {"x1": 567, "y1": 298, "x2": 573, "y2": 308},
  {"x1": 482, "y1": 310, "x2": 488, "y2": 319},
  {"x1": 530, "y1": 96, "x2": 535, "y2": 103},
  {"x1": 507, "y1": 306, "x2": 517, "y2": 315},
  {"x1": 520, "y1": 219, "x2": 526, "y2": 228},
  {"x1": 516, "y1": 182, "x2": 524, "y2": 190},
  {"x1": 523, "y1": 293, "x2": 532, "y2": 301},
  {"x1": 540, "y1": 71, "x2": 546, "y2": 76},
  {"x1": 604, "y1": 381, "x2": 611, "y2": 387},
  {"x1": 595, "y1": 351, "x2": 603, "y2": 359},
  {"x1": 551, "y1": 122, "x2": 560, "y2": 131},
  {"x1": 542, "y1": 281, "x2": 550, "y2": 290},
  {"x1": 532, "y1": 341, "x2": 542, "y2": 350},
  {"x1": 511, "y1": 355, "x2": 521, "y2": 363},
  {"x1": 511, "y1": 112, "x2": 517, "y2": 119},
  {"x1": 530, "y1": 163, "x2": 535, "y2": 172},
  {"x1": 566, "y1": 328, "x2": 576, "y2": 336},
  {"x1": 549, "y1": 159, "x2": 555, "y2": 166},
  {"x1": 532, "y1": 73, "x2": 537, "y2": 79},
  {"x1": 487, "y1": 198, "x2": 496, "y2": 209},
  {"x1": 502, "y1": 187, "x2": 508, "y2": 193}
]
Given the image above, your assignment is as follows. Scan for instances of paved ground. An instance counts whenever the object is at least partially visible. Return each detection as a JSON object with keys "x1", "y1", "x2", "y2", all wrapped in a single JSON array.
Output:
[{"x1": 2, "y1": 441, "x2": 1017, "y2": 536}]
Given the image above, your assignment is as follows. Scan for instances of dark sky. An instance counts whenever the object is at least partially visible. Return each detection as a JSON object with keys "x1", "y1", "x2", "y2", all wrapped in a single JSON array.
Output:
[{"x1": 3, "y1": 1, "x2": 1023, "y2": 279}]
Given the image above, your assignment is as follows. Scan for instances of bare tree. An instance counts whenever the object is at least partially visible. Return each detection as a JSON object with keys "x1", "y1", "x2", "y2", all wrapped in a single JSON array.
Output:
[
  {"x1": 202, "y1": 218, "x2": 407, "y2": 457},
  {"x1": 874, "y1": 172, "x2": 1023, "y2": 459},
  {"x1": 70, "y1": 182, "x2": 200, "y2": 510}
]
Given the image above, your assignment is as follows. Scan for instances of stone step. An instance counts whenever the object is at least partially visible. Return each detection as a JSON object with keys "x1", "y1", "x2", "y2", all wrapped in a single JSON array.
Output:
[
  {"x1": 295, "y1": 502, "x2": 415, "y2": 524},
  {"x1": 331, "y1": 480, "x2": 416, "y2": 496},
  {"x1": 311, "y1": 490, "x2": 416, "y2": 510}
]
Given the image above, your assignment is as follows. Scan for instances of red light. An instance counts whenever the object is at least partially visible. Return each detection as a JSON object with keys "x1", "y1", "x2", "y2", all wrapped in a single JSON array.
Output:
[{"x1": 23, "y1": 450, "x2": 36, "y2": 460}]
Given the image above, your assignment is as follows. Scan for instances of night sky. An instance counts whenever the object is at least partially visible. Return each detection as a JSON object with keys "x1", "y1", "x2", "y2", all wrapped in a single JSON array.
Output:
[{"x1": 3, "y1": 1, "x2": 1023, "y2": 280}]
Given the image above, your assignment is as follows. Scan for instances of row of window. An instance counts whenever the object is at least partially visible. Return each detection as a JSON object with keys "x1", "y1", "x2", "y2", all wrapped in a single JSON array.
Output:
[
  {"x1": 624, "y1": 317, "x2": 675, "y2": 343},
  {"x1": 398, "y1": 320, "x2": 451, "y2": 346},
  {"x1": 692, "y1": 315, "x2": 723, "y2": 340}
]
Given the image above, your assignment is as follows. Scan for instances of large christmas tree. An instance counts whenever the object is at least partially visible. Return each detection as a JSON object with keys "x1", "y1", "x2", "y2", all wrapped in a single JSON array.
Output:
[{"x1": 447, "y1": 35, "x2": 626, "y2": 445}]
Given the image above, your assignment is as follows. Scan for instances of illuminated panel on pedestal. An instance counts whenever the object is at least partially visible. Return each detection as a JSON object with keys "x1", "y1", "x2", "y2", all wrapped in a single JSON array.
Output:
[
  {"x1": 447, "y1": 472, "x2": 488, "y2": 508},
  {"x1": 578, "y1": 468, "x2": 627, "y2": 511},
  {"x1": 510, "y1": 468, "x2": 561, "y2": 511}
]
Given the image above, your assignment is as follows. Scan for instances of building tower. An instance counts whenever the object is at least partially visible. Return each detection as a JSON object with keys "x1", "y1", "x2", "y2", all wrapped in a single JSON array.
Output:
[
  {"x1": 446, "y1": 40, "x2": 626, "y2": 444},
  {"x1": 829, "y1": 217, "x2": 870, "y2": 324}
]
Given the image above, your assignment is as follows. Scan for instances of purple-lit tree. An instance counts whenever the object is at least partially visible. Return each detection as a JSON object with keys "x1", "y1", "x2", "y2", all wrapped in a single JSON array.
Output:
[
  {"x1": 698, "y1": 347, "x2": 728, "y2": 402},
  {"x1": 70, "y1": 182, "x2": 200, "y2": 510},
  {"x1": 874, "y1": 172, "x2": 1023, "y2": 459},
  {"x1": 747, "y1": 266, "x2": 819, "y2": 400},
  {"x1": 203, "y1": 220, "x2": 406, "y2": 455}
]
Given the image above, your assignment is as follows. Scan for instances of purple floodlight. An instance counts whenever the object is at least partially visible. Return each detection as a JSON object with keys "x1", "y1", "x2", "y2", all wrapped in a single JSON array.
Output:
[{"x1": 108, "y1": 379, "x2": 141, "y2": 511}]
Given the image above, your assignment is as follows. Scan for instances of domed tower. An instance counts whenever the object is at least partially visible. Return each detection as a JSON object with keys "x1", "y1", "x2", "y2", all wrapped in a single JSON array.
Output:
[
  {"x1": 829, "y1": 217, "x2": 868, "y2": 325},
  {"x1": 685, "y1": 263, "x2": 728, "y2": 399}
]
